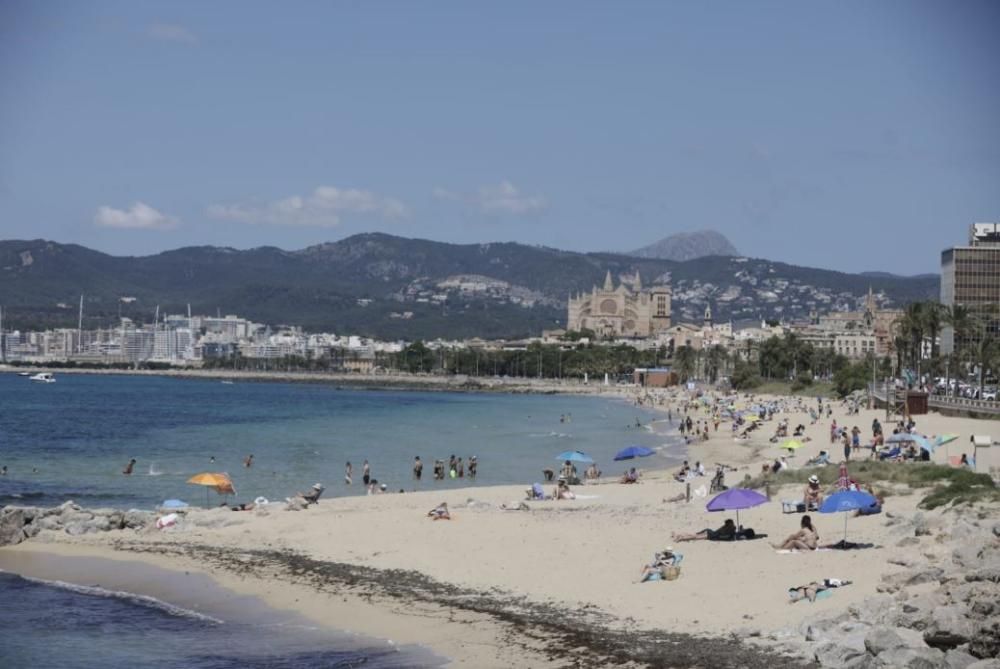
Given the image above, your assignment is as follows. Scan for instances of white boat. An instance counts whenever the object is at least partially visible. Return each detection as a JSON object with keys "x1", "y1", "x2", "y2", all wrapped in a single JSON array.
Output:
[
  {"x1": 28, "y1": 372, "x2": 56, "y2": 383},
  {"x1": 17, "y1": 372, "x2": 31, "y2": 376}
]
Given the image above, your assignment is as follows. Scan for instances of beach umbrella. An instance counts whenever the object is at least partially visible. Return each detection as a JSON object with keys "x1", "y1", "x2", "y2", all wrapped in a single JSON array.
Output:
[
  {"x1": 613, "y1": 445, "x2": 655, "y2": 461},
  {"x1": 934, "y1": 434, "x2": 959, "y2": 447},
  {"x1": 555, "y1": 450, "x2": 594, "y2": 464},
  {"x1": 187, "y1": 472, "x2": 234, "y2": 507},
  {"x1": 886, "y1": 433, "x2": 933, "y2": 452},
  {"x1": 160, "y1": 499, "x2": 189, "y2": 509},
  {"x1": 706, "y1": 487, "x2": 768, "y2": 529},
  {"x1": 819, "y1": 489, "x2": 878, "y2": 544}
]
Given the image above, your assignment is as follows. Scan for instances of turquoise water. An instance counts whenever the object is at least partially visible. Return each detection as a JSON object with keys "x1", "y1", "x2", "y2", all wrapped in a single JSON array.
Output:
[{"x1": 0, "y1": 373, "x2": 674, "y2": 509}]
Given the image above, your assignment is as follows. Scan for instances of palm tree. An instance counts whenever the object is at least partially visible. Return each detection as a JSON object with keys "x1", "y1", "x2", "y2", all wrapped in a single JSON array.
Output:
[
  {"x1": 705, "y1": 344, "x2": 729, "y2": 383},
  {"x1": 673, "y1": 345, "x2": 696, "y2": 382}
]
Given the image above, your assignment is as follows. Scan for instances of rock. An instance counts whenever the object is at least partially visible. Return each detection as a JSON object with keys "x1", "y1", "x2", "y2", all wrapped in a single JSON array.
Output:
[
  {"x1": 865, "y1": 626, "x2": 928, "y2": 656},
  {"x1": 945, "y1": 649, "x2": 979, "y2": 669},
  {"x1": 815, "y1": 641, "x2": 874, "y2": 668},
  {"x1": 875, "y1": 646, "x2": 946, "y2": 668},
  {"x1": 924, "y1": 605, "x2": 975, "y2": 649},
  {"x1": 64, "y1": 522, "x2": 93, "y2": 536},
  {"x1": 914, "y1": 513, "x2": 932, "y2": 537},
  {"x1": 898, "y1": 537, "x2": 921, "y2": 547},
  {"x1": 899, "y1": 593, "x2": 945, "y2": 630},
  {"x1": 950, "y1": 521, "x2": 980, "y2": 542},
  {"x1": 965, "y1": 567, "x2": 1000, "y2": 584},
  {"x1": 35, "y1": 516, "x2": 64, "y2": 532},
  {"x1": 60, "y1": 510, "x2": 95, "y2": 525},
  {"x1": 122, "y1": 510, "x2": 153, "y2": 530},
  {"x1": 22, "y1": 522, "x2": 42, "y2": 539},
  {"x1": 57, "y1": 501, "x2": 80, "y2": 513},
  {"x1": 0, "y1": 508, "x2": 27, "y2": 546},
  {"x1": 850, "y1": 594, "x2": 900, "y2": 626},
  {"x1": 967, "y1": 661, "x2": 1000, "y2": 669},
  {"x1": 968, "y1": 616, "x2": 1000, "y2": 659},
  {"x1": 992, "y1": 523, "x2": 1000, "y2": 538}
]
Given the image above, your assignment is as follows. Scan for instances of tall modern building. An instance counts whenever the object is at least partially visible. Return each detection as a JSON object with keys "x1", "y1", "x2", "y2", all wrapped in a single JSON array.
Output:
[{"x1": 940, "y1": 222, "x2": 1000, "y2": 355}]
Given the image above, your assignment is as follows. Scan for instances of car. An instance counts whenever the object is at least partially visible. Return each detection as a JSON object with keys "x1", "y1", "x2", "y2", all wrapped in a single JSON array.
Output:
[{"x1": 982, "y1": 389, "x2": 998, "y2": 401}]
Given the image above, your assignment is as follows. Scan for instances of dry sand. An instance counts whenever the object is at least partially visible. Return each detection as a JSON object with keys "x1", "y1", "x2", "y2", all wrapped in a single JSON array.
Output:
[{"x1": 1, "y1": 388, "x2": 997, "y2": 667}]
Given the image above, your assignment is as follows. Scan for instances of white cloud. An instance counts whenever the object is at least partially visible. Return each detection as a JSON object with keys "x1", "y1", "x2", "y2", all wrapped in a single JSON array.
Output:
[
  {"x1": 434, "y1": 181, "x2": 547, "y2": 215},
  {"x1": 148, "y1": 22, "x2": 197, "y2": 43},
  {"x1": 93, "y1": 202, "x2": 179, "y2": 230},
  {"x1": 206, "y1": 186, "x2": 408, "y2": 227}
]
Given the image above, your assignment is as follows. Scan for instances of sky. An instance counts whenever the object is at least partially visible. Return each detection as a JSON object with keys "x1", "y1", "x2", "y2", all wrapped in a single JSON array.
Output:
[{"x1": 1, "y1": 1, "x2": 998, "y2": 274}]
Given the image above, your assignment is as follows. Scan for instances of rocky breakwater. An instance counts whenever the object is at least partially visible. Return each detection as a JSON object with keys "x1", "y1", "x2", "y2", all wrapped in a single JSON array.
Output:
[
  {"x1": 0, "y1": 502, "x2": 156, "y2": 546},
  {"x1": 770, "y1": 509, "x2": 1000, "y2": 669}
]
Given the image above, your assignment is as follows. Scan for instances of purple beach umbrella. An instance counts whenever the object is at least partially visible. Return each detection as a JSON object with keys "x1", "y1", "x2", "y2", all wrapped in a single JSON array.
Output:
[{"x1": 706, "y1": 488, "x2": 768, "y2": 529}]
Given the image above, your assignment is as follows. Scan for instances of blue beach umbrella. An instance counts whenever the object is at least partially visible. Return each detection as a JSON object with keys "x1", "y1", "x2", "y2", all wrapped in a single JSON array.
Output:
[
  {"x1": 161, "y1": 499, "x2": 189, "y2": 509},
  {"x1": 886, "y1": 433, "x2": 933, "y2": 452},
  {"x1": 555, "y1": 450, "x2": 594, "y2": 464},
  {"x1": 613, "y1": 445, "x2": 655, "y2": 461},
  {"x1": 819, "y1": 489, "x2": 878, "y2": 544}
]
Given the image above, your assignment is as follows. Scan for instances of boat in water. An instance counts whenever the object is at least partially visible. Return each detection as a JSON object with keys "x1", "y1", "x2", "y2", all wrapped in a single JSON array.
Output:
[{"x1": 28, "y1": 372, "x2": 56, "y2": 383}]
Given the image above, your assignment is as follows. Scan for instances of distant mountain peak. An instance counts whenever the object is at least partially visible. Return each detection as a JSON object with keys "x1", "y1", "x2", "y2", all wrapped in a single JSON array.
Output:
[{"x1": 630, "y1": 230, "x2": 739, "y2": 261}]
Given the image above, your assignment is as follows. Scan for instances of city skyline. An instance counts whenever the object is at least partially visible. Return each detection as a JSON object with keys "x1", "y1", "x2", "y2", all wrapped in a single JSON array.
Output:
[{"x1": 2, "y1": 1, "x2": 999, "y2": 274}]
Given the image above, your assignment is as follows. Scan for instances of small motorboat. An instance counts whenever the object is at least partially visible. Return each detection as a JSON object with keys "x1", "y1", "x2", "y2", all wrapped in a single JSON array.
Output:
[{"x1": 28, "y1": 372, "x2": 56, "y2": 383}]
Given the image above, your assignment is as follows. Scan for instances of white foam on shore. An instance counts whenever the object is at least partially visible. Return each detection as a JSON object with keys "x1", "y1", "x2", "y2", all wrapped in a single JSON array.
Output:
[{"x1": 5, "y1": 570, "x2": 225, "y2": 624}]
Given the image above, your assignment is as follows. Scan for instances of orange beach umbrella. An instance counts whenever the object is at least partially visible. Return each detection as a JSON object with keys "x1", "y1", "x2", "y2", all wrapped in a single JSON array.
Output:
[{"x1": 187, "y1": 472, "x2": 235, "y2": 507}]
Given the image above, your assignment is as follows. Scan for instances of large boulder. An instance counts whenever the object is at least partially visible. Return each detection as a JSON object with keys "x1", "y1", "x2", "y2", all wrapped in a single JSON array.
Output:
[
  {"x1": 815, "y1": 641, "x2": 874, "y2": 668},
  {"x1": 0, "y1": 507, "x2": 27, "y2": 546},
  {"x1": 122, "y1": 510, "x2": 153, "y2": 530},
  {"x1": 874, "y1": 646, "x2": 945, "y2": 668},
  {"x1": 865, "y1": 625, "x2": 928, "y2": 656},
  {"x1": 924, "y1": 605, "x2": 975, "y2": 650},
  {"x1": 945, "y1": 649, "x2": 980, "y2": 669},
  {"x1": 966, "y1": 661, "x2": 1000, "y2": 669},
  {"x1": 968, "y1": 616, "x2": 1000, "y2": 659}
]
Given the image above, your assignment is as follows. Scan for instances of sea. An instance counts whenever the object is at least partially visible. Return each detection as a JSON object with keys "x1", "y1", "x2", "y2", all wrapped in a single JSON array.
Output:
[{"x1": 0, "y1": 372, "x2": 676, "y2": 668}]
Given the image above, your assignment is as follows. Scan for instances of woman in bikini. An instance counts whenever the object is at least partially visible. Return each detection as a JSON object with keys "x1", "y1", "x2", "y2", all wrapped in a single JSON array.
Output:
[{"x1": 773, "y1": 515, "x2": 819, "y2": 551}]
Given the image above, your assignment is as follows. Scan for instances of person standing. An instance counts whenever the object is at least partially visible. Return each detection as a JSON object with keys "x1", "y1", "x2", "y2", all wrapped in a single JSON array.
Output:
[
  {"x1": 122, "y1": 458, "x2": 136, "y2": 475},
  {"x1": 468, "y1": 456, "x2": 477, "y2": 480},
  {"x1": 842, "y1": 431, "x2": 852, "y2": 462},
  {"x1": 243, "y1": 454, "x2": 254, "y2": 468},
  {"x1": 457, "y1": 458, "x2": 464, "y2": 478},
  {"x1": 345, "y1": 461, "x2": 353, "y2": 485},
  {"x1": 413, "y1": 456, "x2": 423, "y2": 481},
  {"x1": 362, "y1": 460, "x2": 371, "y2": 486}
]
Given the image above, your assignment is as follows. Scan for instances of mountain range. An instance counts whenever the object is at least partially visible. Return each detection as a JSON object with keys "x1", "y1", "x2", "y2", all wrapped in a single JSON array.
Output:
[{"x1": 0, "y1": 234, "x2": 939, "y2": 340}]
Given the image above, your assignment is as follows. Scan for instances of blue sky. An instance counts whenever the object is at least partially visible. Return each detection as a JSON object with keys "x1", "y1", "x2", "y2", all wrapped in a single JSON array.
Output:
[{"x1": 1, "y1": 1, "x2": 997, "y2": 274}]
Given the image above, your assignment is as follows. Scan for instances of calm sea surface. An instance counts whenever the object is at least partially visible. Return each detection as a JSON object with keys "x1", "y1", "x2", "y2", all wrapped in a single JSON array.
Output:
[
  {"x1": 0, "y1": 373, "x2": 672, "y2": 509},
  {"x1": 0, "y1": 372, "x2": 674, "y2": 667}
]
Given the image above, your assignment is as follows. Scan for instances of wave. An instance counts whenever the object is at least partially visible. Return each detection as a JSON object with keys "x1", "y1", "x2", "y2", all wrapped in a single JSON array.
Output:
[
  {"x1": 148, "y1": 464, "x2": 164, "y2": 476},
  {"x1": 526, "y1": 431, "x2": 573, "y2": 439},
  {"x1": 15, "y1": 573, "x2": 224, "y2": 624}
]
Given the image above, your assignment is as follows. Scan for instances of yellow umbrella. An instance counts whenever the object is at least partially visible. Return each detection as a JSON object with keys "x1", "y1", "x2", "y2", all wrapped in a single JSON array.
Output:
[
  {"x1": 783, "y1": 439, "x2": 804, "y2": 451},
  {"x1": 187, "y1": 472, "x2": 235, "y2": 507}
]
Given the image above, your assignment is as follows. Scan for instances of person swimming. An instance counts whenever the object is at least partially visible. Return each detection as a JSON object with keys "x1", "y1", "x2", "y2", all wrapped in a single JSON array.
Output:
[{"x1": 122, "y1": 458, "x2": 136, "y2": 475}]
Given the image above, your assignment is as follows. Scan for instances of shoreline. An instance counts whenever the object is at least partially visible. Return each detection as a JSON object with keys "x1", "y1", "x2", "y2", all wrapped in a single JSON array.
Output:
[
  {"x1": 0, "y1": 526, "x2": 810, "y2": 669},
  {"x1": 0, "y1": 364, "x2": 627, "y2": 396}
]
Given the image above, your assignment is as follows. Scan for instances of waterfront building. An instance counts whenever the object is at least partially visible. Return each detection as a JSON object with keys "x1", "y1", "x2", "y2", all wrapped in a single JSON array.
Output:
[
  {"x1": 566, "y1": 271, "x2": 671, "y2": 338},
  {"x1": 941, "y1": 222, "x2": 1000, "y2": 355}
]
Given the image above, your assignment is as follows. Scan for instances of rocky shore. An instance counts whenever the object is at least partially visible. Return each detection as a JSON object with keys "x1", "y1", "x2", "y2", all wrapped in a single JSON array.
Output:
[{"x1": 763, "y1": 509, "x2": 1000, "y2": 669}]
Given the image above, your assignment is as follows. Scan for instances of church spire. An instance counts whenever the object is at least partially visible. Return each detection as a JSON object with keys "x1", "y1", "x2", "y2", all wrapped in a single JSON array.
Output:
[
  {"x1": 634, "y1": 272, "x2": 642, "y2": 291},
  {"x1": 603, "y1": 270, "x2": 614, "y2": 291}
]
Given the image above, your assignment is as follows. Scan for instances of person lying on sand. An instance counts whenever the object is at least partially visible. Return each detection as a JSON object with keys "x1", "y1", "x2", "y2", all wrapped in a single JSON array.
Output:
[
  {"x1": 672, "y1": 518, "x2": 736, "y2": 542},
  {"x1": 788, "y1": 578, "x2": 851, "y2": 603},
  {"x1": 773, "y1": 515, "x2": 819, "y2": 551},
  {"x1": 427, "y1": 502, "x2": 451, "y2": 520}
]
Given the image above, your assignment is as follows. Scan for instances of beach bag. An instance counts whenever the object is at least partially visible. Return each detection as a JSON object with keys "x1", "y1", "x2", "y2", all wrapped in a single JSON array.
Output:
[{"x1": 662, "y1": 565, "x2": 681, "y2": 581}]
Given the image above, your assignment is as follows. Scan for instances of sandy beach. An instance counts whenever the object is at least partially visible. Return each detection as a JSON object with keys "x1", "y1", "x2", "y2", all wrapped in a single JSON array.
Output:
[{"x1": 2, "y1": 389, "x2": 998, "y2": 667}]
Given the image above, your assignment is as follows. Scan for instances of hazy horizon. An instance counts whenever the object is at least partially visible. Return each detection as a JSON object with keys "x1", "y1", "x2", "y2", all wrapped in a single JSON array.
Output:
[{"x1": 1, "y1": 1, "x2": 997, "y2": 275}]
